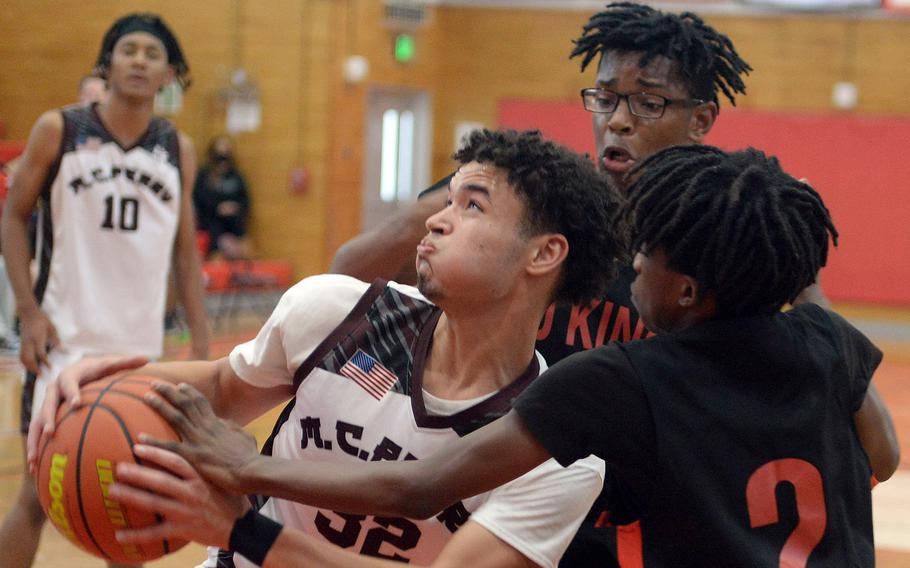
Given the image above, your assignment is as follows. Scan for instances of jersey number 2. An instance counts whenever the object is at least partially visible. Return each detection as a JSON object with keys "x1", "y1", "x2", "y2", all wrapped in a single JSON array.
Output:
[
  {"x1": 101, "y1": 195, "x2": 139, "y2": 231},
  {"x1": 746, "y1": 458, "x2": 827, "y2": 568}
]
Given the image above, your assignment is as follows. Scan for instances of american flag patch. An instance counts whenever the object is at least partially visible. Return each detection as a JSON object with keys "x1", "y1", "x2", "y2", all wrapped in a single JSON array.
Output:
[
  {"x1": 76, "y1": 135, "x2": 102, "y2": 151},
  {"x1": 340, "y1": 350, "x2": 398, "y2": 400}
]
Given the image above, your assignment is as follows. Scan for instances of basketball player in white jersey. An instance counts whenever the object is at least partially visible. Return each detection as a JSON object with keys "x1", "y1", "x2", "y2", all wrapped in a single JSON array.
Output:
[
  {"x1": 36, "y1": 129, "x2": 625, "y2": 568},
  {"x1": 1, "y1": 13, "x2": 208, "y2": 568}
]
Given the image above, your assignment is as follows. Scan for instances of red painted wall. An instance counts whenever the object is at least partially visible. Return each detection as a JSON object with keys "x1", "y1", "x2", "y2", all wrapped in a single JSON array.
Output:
[{"x1": 499, "y1": 100, "x2": 910, "y2": 305}]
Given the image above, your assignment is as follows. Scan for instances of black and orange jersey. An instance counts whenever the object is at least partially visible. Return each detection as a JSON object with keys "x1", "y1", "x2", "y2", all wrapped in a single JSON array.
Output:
[{"x1": 517, "y1": 304, "x2": 880, "y2": 567}]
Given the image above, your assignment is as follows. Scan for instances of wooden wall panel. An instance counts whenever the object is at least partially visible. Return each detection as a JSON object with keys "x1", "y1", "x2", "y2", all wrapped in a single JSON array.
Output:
[
  {"x1": 323, "y1": 0, "x2": 441, "y2": 258},
  {"x1": 0, "y1": 0, "x2": 338, "y2": 278},
  {"x1": 2, "y1": 1, "x2": 909, "y2": 281}
]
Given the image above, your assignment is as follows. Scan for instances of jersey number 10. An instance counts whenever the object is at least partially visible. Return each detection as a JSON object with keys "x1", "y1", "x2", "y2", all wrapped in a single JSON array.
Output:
[{"x1": 101, "y1": 194, "x2": 139, "y2": 232}]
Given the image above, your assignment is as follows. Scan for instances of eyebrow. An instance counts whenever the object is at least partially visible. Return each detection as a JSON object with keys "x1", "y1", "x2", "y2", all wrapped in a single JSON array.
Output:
[
  {"x1": 117, "y1": 39, "x2": 164, "y2": 52},
  {"x1": 597, "y1": 77, "x2": 670, "y2": 90},
  {"x1": 452, "y1": 183, "x2": 492, "y2": 200}
]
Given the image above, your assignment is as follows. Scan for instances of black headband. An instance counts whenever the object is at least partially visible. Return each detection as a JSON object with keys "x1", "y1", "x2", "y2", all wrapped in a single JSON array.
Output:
[
  {"x1": 96, "y1": 13, "x2": 191, "y2": 89},
  {"x1": 109, "y1": 18, "x2": 174, "y2": 61}
]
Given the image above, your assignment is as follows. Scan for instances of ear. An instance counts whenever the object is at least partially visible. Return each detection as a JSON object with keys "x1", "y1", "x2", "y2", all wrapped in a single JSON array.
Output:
[
  {"x1": 94, "y1": 64, "x2": 109, "y2": 82},
  {"x1": 526, "y1": 233, "x2": 569, "y2": 278},
  {"x1": 159, "y1": 65, "x2": 177, "y2": 91},
  {"x1": 677, "y1": 274, "x2": 699, "y2": 308},
  {"x1": 687, "y1": 101, "x2": 718, "y2": 143},
  {"x1": 678, "y1": 274, "x2": 717, "y2": 318}
]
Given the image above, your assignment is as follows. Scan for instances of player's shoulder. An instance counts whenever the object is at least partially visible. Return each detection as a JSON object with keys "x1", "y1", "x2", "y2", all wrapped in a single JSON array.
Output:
[
  {"x1": 564, "y1": 341, "x2": 635, "y2": 373},
  {"x1": 386, "y1": 279, "x2": 429, "y2": 303},
  {"x1": 175, "y1": 130, "x2": 194, "y2": 161},
  {"x1": 783, "y1": 303, "x2": 843, "y2": 346},
  {"x1": 32, "y1": 109, "x2": 66, "y2": 138},
  {"x1": 284, "y1": 274, "x2": 370, "y2": 302},
  {"x1": 274, "y1": 276, "x2": 431, "y2": 331},
  {"x1": 266, "y1": 275, "x2": 370, "y2": 330},
  {"x1": 19, "y1": 109, "x2": 67, "y2": 164},
  {"x1": 176, "y1": 129, "x2": 194, "y2": 151}
]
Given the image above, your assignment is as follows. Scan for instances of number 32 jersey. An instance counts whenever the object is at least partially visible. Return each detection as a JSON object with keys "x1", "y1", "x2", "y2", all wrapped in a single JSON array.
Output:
[
  {"x1": 35, "y1": 103, "x2": 181, "y2": 358},
  {"x1": 214, "y1": 275, "x2": 605, "y2": 568}
]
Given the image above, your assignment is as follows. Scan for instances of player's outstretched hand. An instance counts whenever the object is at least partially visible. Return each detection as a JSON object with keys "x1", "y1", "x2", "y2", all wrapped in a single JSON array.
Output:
[
  {"x1": 142, "y1": 381, "x2": 261, "y2": 495},
  {"x1": 26, "y1": 354, "x2": 149, "y2": 473},
  {"x1": 109, "y1": 444, "x2": 247, "y2": 549}
]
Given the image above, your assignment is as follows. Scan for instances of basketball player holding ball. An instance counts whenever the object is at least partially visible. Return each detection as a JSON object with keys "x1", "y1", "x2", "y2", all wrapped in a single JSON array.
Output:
[
  {"x1": 0, "y1": 13, "x2": 208, "y2": 568},
  {"x1": 35, "y1": 128, "x2": 624, "y2": 568}
]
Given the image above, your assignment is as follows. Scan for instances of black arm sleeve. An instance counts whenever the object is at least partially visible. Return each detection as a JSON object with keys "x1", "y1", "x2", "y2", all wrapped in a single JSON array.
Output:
[{"x1": 514, "y1": 344, "x2": 658, "y2": 482}]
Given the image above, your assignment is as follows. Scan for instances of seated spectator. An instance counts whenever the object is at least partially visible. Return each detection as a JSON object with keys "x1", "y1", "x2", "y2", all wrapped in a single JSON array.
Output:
[{"x1": 193, "y1": 135, "x2": 252, "y2": 259}]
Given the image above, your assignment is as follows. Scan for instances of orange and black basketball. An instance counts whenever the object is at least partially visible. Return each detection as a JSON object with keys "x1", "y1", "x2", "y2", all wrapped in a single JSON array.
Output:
[{"x1": 35, "y1": 374, "x2": 187, "y2": 564}]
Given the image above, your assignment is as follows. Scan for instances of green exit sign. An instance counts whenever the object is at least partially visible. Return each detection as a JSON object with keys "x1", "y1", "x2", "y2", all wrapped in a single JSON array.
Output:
[{"x1": 394, "y1": 33, "x2": 415, "y2": 63}]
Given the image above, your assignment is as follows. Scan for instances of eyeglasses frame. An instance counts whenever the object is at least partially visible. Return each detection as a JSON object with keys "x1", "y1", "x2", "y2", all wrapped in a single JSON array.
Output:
[{"x1": 580, "y1": 87, "x2": 706, "y2": 119}]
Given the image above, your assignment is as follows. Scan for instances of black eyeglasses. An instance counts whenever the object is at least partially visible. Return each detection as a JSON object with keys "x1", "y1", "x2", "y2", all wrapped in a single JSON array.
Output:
[{"x1": 580, "y1": 88, "x2": 705, "y2": 119}]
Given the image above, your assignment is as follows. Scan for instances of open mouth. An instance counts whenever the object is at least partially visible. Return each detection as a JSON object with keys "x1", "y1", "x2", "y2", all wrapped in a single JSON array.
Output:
[{"x1": 601, "y1": 147, "x2": 636, "y2": 173}]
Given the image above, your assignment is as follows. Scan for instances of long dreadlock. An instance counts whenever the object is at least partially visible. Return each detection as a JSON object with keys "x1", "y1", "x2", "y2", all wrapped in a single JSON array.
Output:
[
  {"x1": 571, "y1": 2, "x2": 751, "y2": 108},
  {"x1": 624, "y1": 145, "x2": 837, "y2": 317}
]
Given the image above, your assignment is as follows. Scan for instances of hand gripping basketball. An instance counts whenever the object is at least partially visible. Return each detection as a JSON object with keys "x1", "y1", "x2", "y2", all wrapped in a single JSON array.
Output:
[
  {"x1": 27, "y1": 355, "x2": 149, "y2": 473},
  {"x1": 34, "y1": 373, "x2": 188, "y2": 563},
  {"x1": 107, "y1": 443, "x2": 247, "y2": 550},
  {"x1": 142, "y1": 381, "x2": 261, "y2": 496}
]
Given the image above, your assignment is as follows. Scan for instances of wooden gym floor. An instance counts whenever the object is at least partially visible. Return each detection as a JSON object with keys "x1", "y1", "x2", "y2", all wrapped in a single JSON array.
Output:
[{"x1": 1, "y1": 305, "x2": 909, "y2": 567}]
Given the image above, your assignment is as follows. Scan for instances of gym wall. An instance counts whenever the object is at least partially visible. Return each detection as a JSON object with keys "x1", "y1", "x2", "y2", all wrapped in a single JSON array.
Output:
[{"x1": 1, "y1": 1, "x2": 908, "y2": 302}]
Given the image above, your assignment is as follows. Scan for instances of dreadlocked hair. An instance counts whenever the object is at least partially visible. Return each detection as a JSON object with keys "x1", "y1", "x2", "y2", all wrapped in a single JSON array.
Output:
[
  {"x1": 95, "y1": 13, "x2": 192, "y2": 90},
  {"x1": 454, "y1": 129, "x2": 627, "y2": 306},
  {"x1": 624, "y1": 145, "x2": 837, "y2": 318},
  {"x1": 571, "y1": 2, "x2": 750, "y2": 108}
]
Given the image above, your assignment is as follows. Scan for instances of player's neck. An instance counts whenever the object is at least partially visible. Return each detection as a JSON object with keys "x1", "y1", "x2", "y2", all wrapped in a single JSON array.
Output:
[
  {"x1": 96, "y1": 96, "x2": 155, "y2": 147},
  {"x1": 423, "y1": 300, "x2": 544, "y2": 399}
]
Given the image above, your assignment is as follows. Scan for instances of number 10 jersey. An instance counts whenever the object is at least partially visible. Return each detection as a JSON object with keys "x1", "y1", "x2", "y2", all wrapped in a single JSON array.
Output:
[{"x1": 35, "y1": 104, "x2": 182, "y2": 358}]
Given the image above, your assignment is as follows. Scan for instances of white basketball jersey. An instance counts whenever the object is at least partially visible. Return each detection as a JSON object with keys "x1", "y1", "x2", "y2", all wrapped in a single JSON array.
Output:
[
  {"x1": 34, "y1": 104, "x2": 182, "y2": 358},
  {"x1": 211, "y1": 276, "x2": 604, "y2": 568}
]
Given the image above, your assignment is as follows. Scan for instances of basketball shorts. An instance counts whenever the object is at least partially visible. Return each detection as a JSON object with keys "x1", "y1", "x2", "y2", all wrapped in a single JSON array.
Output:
[{"x1": 19, "y1": 346, "x2": 85, "y2": 434}]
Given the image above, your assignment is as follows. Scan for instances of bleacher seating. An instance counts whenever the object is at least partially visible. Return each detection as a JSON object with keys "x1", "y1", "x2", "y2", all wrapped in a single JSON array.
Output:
[{"x1": 201, "y1": 255, "x2": 293, "y2": 330}]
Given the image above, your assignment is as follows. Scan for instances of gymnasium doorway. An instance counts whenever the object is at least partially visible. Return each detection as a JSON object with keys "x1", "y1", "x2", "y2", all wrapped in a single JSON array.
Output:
[{"x1": 361, "y1": 87, "x2": 432, "y2": 231}]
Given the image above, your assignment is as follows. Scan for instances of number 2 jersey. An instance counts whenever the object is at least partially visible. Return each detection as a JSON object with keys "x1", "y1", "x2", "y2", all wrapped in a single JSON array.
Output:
[
  {"x1": 211, "y1": 275, "x2": 605, "y2": 568},
  {"x1": 515, "y1": 304, "x2": 881, "y2": 567},
  {"x1": 34, "y1": 103, "x2": 181, "y2": 358}
]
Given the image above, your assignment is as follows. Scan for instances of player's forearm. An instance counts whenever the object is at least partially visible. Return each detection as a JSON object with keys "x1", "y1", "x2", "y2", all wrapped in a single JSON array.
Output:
[
  {"x1": 135, "y1": 359, "x2": 222, "y2": 399},
  {"x1": 329, "y1": 191, "x2": 445, "y2": 282},
  {"x1": 173, "y1": 249, "x2": 210, "y2": 359},
  {"x1": 855, "y1": 382, "x2": 900, "y2": 482},
  {"x1": 237, "y1": 412, "x2": 548, "y2": 520},
  {"x1": 0, "y1": 212, "x2": 41, "y2": 315},
  {"x1": 329, "y1": 232, "x2": 414, "y2": 282},
  {"x1": 238, "y1": 455, "x2": 441, "y2": 519}
]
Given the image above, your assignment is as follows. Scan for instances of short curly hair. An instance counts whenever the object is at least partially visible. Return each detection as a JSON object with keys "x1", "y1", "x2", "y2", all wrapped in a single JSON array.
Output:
[
  {"x1": 454, "y1": 129, "x2": 626, "y2": 305},
  {"x1": 624, "y1": 145, "x2": 837, "y2": 317}
]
